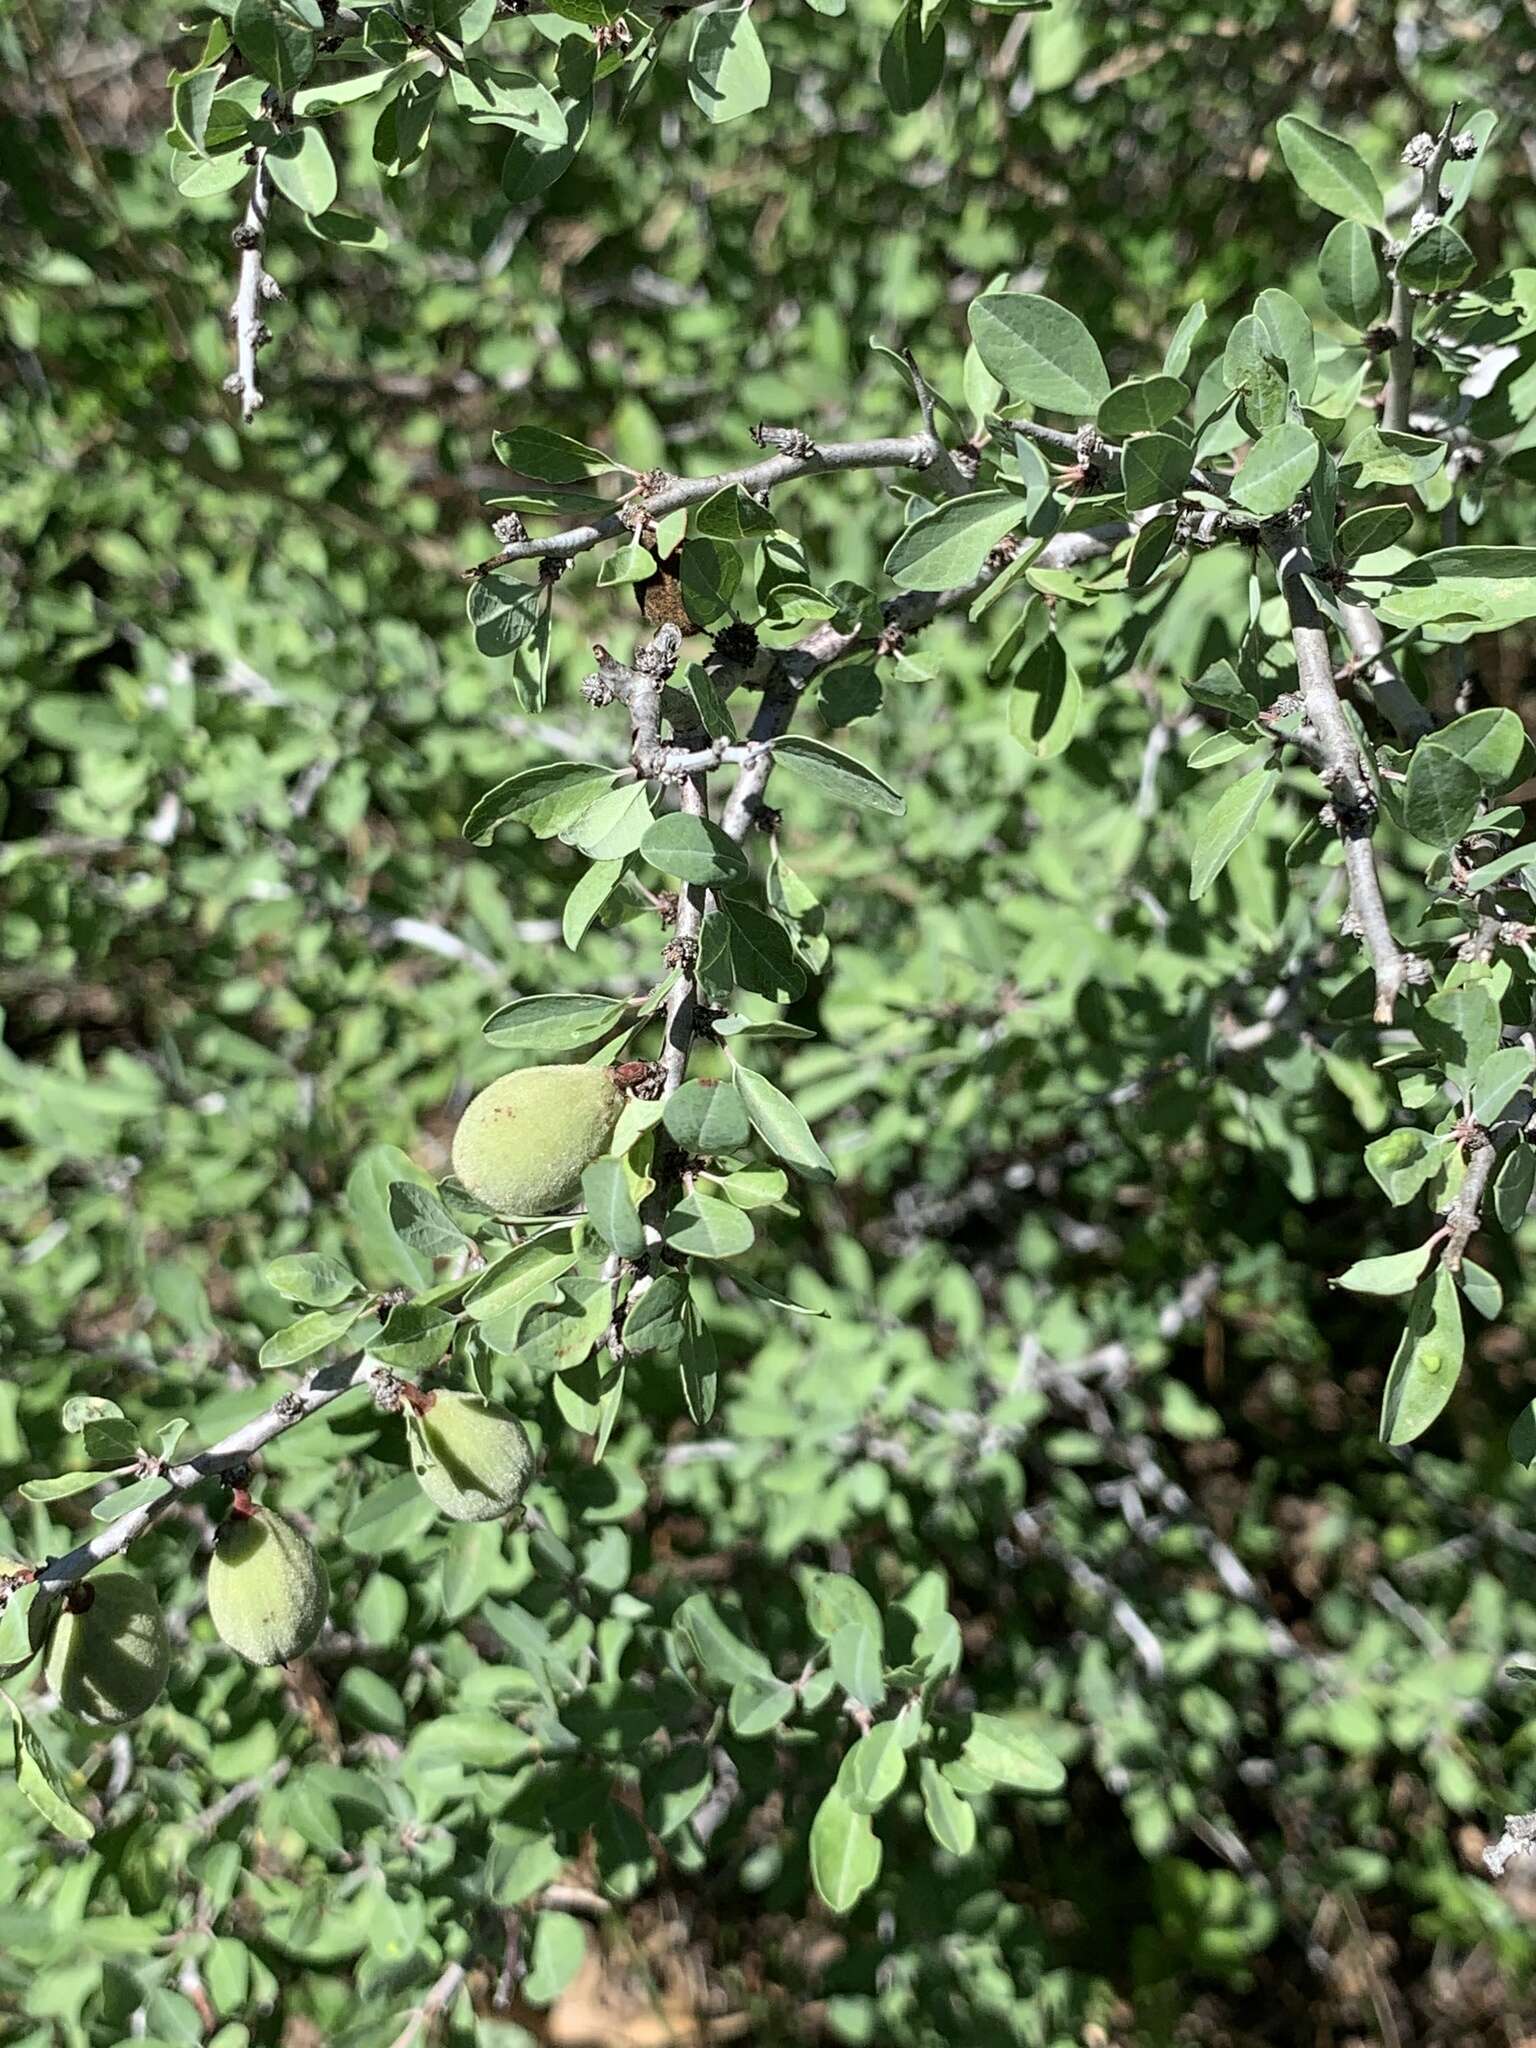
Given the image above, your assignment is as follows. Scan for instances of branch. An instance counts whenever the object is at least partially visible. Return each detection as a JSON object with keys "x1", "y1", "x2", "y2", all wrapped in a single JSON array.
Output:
[
  {"x1": 1441, "y1": 1125, "x2": 1498, "y2": 1272},
  {"x1": 225, "y1": 155, "x2": 277, "y2": 424},
  {"x1": 660, "y1": 775, "x2": 708, "y2": 1098},
  {"x1": 1485, "y1": 1812, "x2": 1536, "y2": 1879},
  {"x1": 1268, "y1": 536, "x2": 1425, "y2": 1022},
  {"x1": 719, "y1": 521, "x2": 1130, "y2": 843},
  {"x1": 462, "y1": 434, "x2": 941, "y2": 577},
  {"x1": 1339, "y1": 602, "x2": 1434, "y2": 743},
  {"x1": 30, "y1": 1355, "x2": 377, "y2": 1602},
  {"x1": 1382, "y1": 110, "x2": 1461, "y2": 433}
]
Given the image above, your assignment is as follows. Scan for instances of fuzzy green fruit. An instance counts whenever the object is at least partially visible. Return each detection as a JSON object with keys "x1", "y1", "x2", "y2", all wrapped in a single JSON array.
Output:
[
  {"x1": 207, "y1": 1506, "x2": 328, "y2": 1665},
  {"x1": 409, "y1": 1391, "x2": 535, "y2": 1523},
  {"x1": 44, "y1": 1570, "x2": 171, "y2": 1727},
  {"x1": 451, "y1": 1063, "x2": 624, "y2": 1217}
]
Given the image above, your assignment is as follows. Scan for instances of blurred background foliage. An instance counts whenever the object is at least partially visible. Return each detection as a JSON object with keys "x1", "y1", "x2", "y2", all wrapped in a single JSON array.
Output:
[{"x1": 7, "y1": 0, "x2": 1536, "y2": 2043}]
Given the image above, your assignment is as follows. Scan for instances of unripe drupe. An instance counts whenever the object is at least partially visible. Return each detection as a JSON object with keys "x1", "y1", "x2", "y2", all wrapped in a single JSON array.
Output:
[
  {"x1": 408, "y1": 1391, "x2": 535, "y2": 1523},
  {"x1": 45, "y1": 1570, "x2": 171, "y2": 1727},
  {"x1": 207, "y1": 1503, "x2": 328, "y2": 1665},
  {"x1": 451, "y1": 1063, "x2": 624, "y2": 1217}
]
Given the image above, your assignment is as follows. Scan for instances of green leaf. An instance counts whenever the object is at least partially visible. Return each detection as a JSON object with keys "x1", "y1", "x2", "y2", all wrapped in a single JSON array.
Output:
[
  {"x1": 1230, "y1": 422, "x2": 1320, "y2": 516},
  {"x1": 1381, "y1": 548, "x2": 1536, "y2": 634},
  {"x1": 341, "y1": 1472, "x2": 438, "y2": 1557},
  {"x1": 679, "y1": 537, "x2": 742, "y2": 626},
  {"x1": 661, "y1": 1192, "x2": 755, "y2": 1259},
  {"x1": 880, "y1": 0, "x2": 945, "y2": 114},
  {"x1": 266, "y1": 124, "x2": 337, "y2": 214},
  {"x1": 1336, "y1": 504, "x2": 1413, "y2": 560},
  {"x1": 265, "y1": 1253, "x2": 361, "y2": 1308},
  {"x1": 5, "y1": 1694, "x2": 93, "y2": 1841},
  {"x1": 663, "y1": 1078, "x2": 750, "y2": 1154},
  {"x1": 466, "y1": 574, "x2": 543, "y2": 658},
  {"x1": 388, "y1": 1181, "x2": 470, "y2": 1256},
  {"x1": 482, "y1": 992, "x2": 631, "y2": 1055},
  {"x1": 20, "y1": 1470, "x2": 105, "y2": 1503},
  {"x1": 1096, "y1": 375, "x2": 1188, "y2": 436},
  {"x1": 580, "y1": 1157, "x2": 646, "y2": 1258},
  {"x1": 693, "y1": 486, "x2": 778, "y2": 540},
  {"x1": 732, "y1": 1062, "x2": 835, "y2": 1181},
  {"x1": 564, "y1": 782, "x2": 654, "y2": 860},
  {"x1": 687, "y1": 3, "x2": 771, "y2": 123},
  {"x1": 491, "y1": 425, "x2": 616, "y2": 481},
  {"x1": 1254, "y1": 288, "x2": 1317, "y2": 402},
  {"x1": 371, "y1": 1302, "x2": 455, "y2": 1372},
  {"x1": 675, "y1": 1592, "x2": 772, "y2": 1687},
  {"x1": 1189, "y1": 762, "x2": 1275, "y2": 900},
  {"x1": 1431, "y1": 708, "x2": 1534, "y2": 791},
  {"x1": 232, "y1": 0, "x2": 315, "y2": 89},
  {"x1": 464, "y1": 1235, "x2": 579, "y2": 1324},
  {"x1": 1162, "y1": 300, "x2": 1207, "y2": 378},
  {"x1": 771, "y1": 735, "x2": 905, "y2": 815},
  {"x1": 1338, "y1": 427, "x2": 1446, "y2": 489},
  {"x1": 463, "y1": 762, "x2": 618, "y2": 845},
  {"x1": 91, "y1": 1473, "x2": 171, "y2": 1524},
  {"x1": 1007, "y1": 636, "x2": 1081, "y2": 759},
  {"x1": 1417, "y1": 983, "x2": 1500, "y2": 1087},
  {"x1": 1276, "y1": 114, "x2": 1384, "y2": 228},
  {"x1": 258, "y1": 1304, "x2": 364, "y2": 1370},
  {"x1": 621, "y1": 1271, "x2": 690, "y2": 1355},
  {"x1": 1318, "y1": 220, "x2": 1387, "y2": 330},
  {"x1": 1403, "y1": 742, "x2": 1481, "y2": 847},
  {"x1": 830, "y1": 1621, "x2": 886, "y2": 1709},
  {"x1": 1380, "y1": 1264, "x2": 1464, "y2": 1446},
  {"x1": 920, "y1": 1757, "x2": 976, "y2": 1854},
  {"x1": 640, "y1": 813, "x2": 750, "y2": 887},
  {"x1": 1472, "y1": 1045, "x2": 1533, "y2": 1124},
  {"x1": 1332, "y1": 1241, "x2": 1434, "y2": 1296},
  {"x1": 1121, "y1": 432, "x2": 1193, "y2": 511},
  {"x1": 679, "y1": 1314, "x2": 718, "y2": 1425},
  {"x1": 523, "y1": 1913, "x2": 586, "y2": 2008},
  {"x1": 961, "y1": 1712, "x2": 1066, "y2": 1792},
  {"x1": 1494, "y1": 1143, "x2": 1536, "y2": 1234},
  {"x1": 1186, "y1": 660, "x2": 1259, "y2": 722},
  {"x1": 809, "y1": 1787, "x2": 882, "y2": 1913},
  {"x1": 968, "y1": 294, "x2": 1111, "y2": 414},
  {"x1": 1364, "y1": 1127, "x2": 1448, "y2": 1206},
  {"x1": 884, "y1": 491, "x2": 1025, "y2": 591},
  {"x1": 701, "y1": 900, "x2": 807, "y2": 1003},
  {"x1": 838, "y1": 1722, "x2": 907, "y2": 1813},
  {"x1": 1398, "y1": 223, "x2": 1475, "y2": 295},
  {"x1": 728, "y1": 1670, "x2": 797, "y2": 1736}
]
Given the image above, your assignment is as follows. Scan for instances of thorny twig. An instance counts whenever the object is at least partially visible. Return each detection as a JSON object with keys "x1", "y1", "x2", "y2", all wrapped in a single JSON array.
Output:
[{"x1": 226, "y1": 154, "x2": 278, "y2": 423}]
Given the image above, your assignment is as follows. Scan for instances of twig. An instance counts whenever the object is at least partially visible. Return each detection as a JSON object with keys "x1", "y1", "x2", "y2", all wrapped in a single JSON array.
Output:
[
  {"x1": 660, "y1": 776, "x2": 708, "y2": 1098},
  {"x1": 226, "y1": 155, "x2": 277, "y2": 423},
  {"x1": 464, "y1": 434, "x2": 941, "y2": 577},
  {"x1": 387, "y1": 1963, "x2": 467, "y2": 2048},
  {"x1": 1012, "y1": 1507, "x2": 1166, "y2": 1680},
  {"x1": 1441, "y1": 1125, "x2": 1498, "y2": 1271},
  {"x1": 718, "y1": 522, "x2": 1129, "y2": 843},
  {"x1": 1485, "y1": 1812, "x2": 1536, "y2": 1878},
  {"x1": 1339, "y1": 602, "x2": 1434, "y2": 742},
  {"x1": 31, "y1": 1356, "x2": 378, "y2": 1601},
  {"x1": 1382, "y1": 111, "x2": 1461, "y2": 433},
  {"x1": 1268, "y1": 535, "x2": 1424, "y2": 1021},
  {"x1": 196, "y1": 1757, "x2": 293, "y2": 1835}
]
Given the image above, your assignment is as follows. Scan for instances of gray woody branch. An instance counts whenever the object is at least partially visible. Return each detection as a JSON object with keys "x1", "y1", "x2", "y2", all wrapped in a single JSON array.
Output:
[
  {"x1": 1382, "y1": 110, "x2": 1462, "y2": 435},
  {"x1": 225, "y1": 154, "x2": 278, "y2": 424},
  {"x1": 27, "y1": 1357, "x2": 377, "y2": 1604},
  {"x1": 463, "y1": 434, "x2": 945, "y2": 578},
  {"x1": 1268, "y1": 533, "x2": 1425, "y2": 1022}
]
